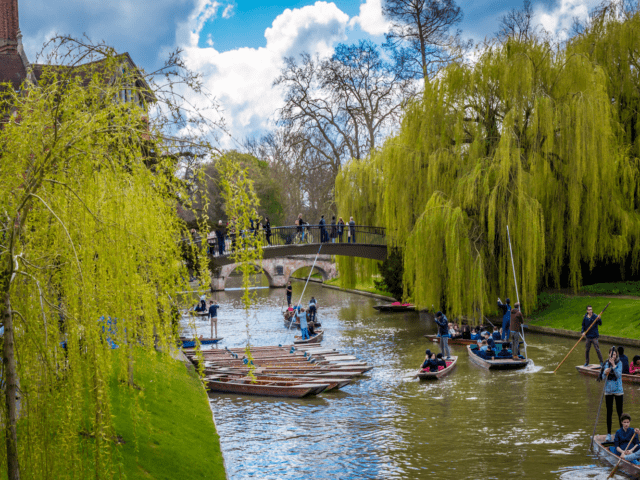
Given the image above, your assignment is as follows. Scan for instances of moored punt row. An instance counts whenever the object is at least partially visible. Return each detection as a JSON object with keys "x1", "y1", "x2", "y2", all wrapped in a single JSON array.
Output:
[
  {"x1": 576, "y1": 364, "x2": 640, "y2": 384},
  {"x1": 185, "y1": 342, "x2": 373, "y2": 398}
]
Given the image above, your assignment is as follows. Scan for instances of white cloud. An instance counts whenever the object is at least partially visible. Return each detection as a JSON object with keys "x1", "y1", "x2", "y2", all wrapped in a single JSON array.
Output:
[
  {"x1": 534, "y1": 0, "x2": 599, "y2": 40},
  {"x1": 181, "y1": 1, "x2": 350, "y2": 147},
  {"x1": 350, "y1": 0, "x2": 389, "y2": 36},
  {"x1": 222, "y1": 4, "x2": 234, "y2": 19}
]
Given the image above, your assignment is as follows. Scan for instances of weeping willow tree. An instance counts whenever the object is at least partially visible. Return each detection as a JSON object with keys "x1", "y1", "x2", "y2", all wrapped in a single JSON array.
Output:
[
  {"x1": 217, "y1": 155, "x2": 263, "y2": 373},
  {"x1": 0, "y1": 41, "x2": 216, "y2": 479},
  {"x1": 336, "y1": 12, "x2": 640, "y2": 318}
]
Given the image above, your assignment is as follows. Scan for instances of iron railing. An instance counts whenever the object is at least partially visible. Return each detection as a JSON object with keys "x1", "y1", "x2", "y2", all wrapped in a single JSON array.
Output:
[{"x1": 190, "y1": 224, "x2": 386, "y2": 257}]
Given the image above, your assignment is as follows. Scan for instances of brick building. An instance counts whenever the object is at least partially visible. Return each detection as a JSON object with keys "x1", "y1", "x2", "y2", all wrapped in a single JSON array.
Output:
[{"x1": 0, "y1": 0, "x2": 35, "y2": 88}]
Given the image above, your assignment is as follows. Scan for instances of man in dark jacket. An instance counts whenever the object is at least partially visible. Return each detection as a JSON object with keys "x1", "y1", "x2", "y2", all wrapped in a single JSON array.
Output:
[
  {"x1": 510, "y1": 303, "x2": 524, "y2": 357},
  {"x1": 582, "y1": 305, "x2": 604, "y2": 366},
  {"x1": 619, "y1": 346, "x2": 630, "y2": 374},
  {"x1": 216, "y1": 220, "x2": 226, "y2": 255},
  {"x1": 319, "y1": 215, "x2": 327, "y2": 243},
  {"x1": 435, "y1": 311, "x2": 451, "y2": 359},
  {"x1": 498, "y1": 298, "x2": 511, "y2": 341}
]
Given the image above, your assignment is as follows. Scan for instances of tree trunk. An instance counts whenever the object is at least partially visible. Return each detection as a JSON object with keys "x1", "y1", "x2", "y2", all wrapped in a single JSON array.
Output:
[{"x1": 3, "y1": 293, "x2": 21, "y2": 480}]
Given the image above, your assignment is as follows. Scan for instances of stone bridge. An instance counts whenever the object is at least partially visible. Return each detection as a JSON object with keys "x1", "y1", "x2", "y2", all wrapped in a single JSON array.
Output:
[{"x1": 211, "y1": 255, "x2": 337, "y2": 291}]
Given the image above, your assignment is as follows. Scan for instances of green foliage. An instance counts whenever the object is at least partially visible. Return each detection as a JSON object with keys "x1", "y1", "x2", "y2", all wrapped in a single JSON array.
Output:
[
  {"x1": 110, "y1": 350, "x2": 225, "y2": 480},
  {"x1": 529, "y1": 295, "x2": 640, "y2": 339},
  {"x1": 580, "y1": 281, "x2": 640, "y2": 296},
  {"x1": 0, "y1": 49, "x2": 206, "y2": 479},
  {"x1": 336, "y1": 14, "x2": 640, "y2": 319},
  {"x1": 375, "y1": 248, "x2": 404, "y2": 300}
]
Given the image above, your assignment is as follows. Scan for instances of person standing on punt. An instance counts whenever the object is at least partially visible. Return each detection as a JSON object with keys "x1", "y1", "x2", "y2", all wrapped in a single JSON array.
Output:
[
  {"x1": 286, "y1": 281, "x2": 293, "y2": 307},
  {"x1": 602, "y1": 346, "x2": 624, "y2": 443},
  {"x1": 208, "y1": 300, "x2": 220, "y2": 338},
  {"x1": 497, "y1": 298, "x2": 511, "y2": 341},
  {"x1": 582, "y1": 304, "x2": 604, "y2": 366},
  {"x1": 298, "y1": 308, "x2": 309, "y2": 340},
  {"x1": 308, "y1": 296, "x2": 317, "y2": 322},
  {"x1": 510, "y1": 302, "x2": 524, "y2": 358},
  {"x1": 435, "y1": 311, "x2": 451, "y2": 359}
]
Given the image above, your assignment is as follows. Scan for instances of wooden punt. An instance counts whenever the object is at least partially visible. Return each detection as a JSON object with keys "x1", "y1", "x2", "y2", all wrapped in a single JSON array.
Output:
[
  {"x1": 204, "y1": 377, "x2": 328, "y2": 398},
  {"x1": 207, "y1": 367, "x2": 361, "y2": 379},
  {"x1": 592, "y1": 434, "x2": 640, "y2": 477},
  {"x1": 283, "y1": 318, "x2": 321, "y2": 329},
  {"x1": 424, "y1": 334, "x2": 507, "y2": 346},
  {"x1": 208, "y1": 373, "x2": 350, "y2": 391},
  {"x1": 373, "y1": 303, "x2": 415, "y2": 312},
  {"x1": 576, "y1": 364, "x2": 640, "y2": 384},
  {"x1": 294, "y1": 330, "x2": 324, "y2": 344},
  {"x1": 181, "y1": 337, "x2": 223, "y2": 348},
  {"x1": 416, "y1": 356, "x2": 458, "y2": 380},
  {"x1": 466, "y1": 345, "x2": 528, "y2": 370}
]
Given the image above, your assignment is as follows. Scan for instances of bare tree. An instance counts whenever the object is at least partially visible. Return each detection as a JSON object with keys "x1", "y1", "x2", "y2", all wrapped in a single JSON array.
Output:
[
  {"x1": 382, "y1": 0, "x2": 471, "y2": 82},
  {"x1": 274, "y1": 40, "x2": 413, "y2": 178},
  {"x1": 496, "y1": 0, "x2": 537, "y2": 42}
]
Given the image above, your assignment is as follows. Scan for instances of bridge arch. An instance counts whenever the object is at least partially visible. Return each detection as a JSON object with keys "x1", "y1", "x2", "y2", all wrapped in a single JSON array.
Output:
[{"x1": 211, "y1": 256, "x2": 337, "y2": 291}]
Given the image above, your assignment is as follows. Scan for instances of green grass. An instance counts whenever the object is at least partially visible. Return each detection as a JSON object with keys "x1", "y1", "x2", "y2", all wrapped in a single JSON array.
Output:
[
  {"x1": 529, "y1": 293, "x2": 640, "y2": 339},
  {"x1": 580, "y1": 281, "x2": 640, "y2": 296},
  {"x1": 111, "y1": 350, "x2": 226, "y2": 480},
  {"x1": 324, "y1": 277, "x2": 395, "y2": 298}
]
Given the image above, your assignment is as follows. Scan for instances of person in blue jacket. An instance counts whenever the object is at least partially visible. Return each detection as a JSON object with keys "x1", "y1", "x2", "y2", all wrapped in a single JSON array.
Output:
[
  {"x1": 582, "y1": 305, "x2": 604, "y2": 366},
  {"x1": 421, "y1": 349, "x2": 435, "y2": 370},
  {"x1": 612, "y1": 413, "x2": 640, "y2": 464},
  {"x1": 435, "y1": 311, "x2": 451, "y2": 359},
  {"x1": 492, "y1": 326, "x2": 501, "y2": 341},
  {"x1": 497, "y1": 298, "x2": 511, "y2": 341},
  {"x1": 619, "y1": 346, "x2": 630, "y2": 375},
  {"x1": 602, "y1": 346, "x2": 624, "y2": 442}
]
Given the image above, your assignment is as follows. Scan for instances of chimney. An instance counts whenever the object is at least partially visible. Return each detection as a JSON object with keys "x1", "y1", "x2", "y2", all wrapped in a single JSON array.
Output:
[{"x1": 0, "y1": 0, "x2": 19, "y2": 55}]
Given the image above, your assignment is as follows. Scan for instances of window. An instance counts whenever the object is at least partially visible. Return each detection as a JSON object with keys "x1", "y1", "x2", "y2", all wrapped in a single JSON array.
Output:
[{"x1": 276, "y1": 266, "x2": 284, "y2": 276}]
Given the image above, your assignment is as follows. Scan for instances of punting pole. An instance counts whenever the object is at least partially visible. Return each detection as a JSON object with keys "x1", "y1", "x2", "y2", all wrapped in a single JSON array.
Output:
[
  {"x1": 507, "y1": 225, "x2": 528, "y2": 360},
  {"x1": 281, "y1": 244, "x2": 323, "y2": 342}
]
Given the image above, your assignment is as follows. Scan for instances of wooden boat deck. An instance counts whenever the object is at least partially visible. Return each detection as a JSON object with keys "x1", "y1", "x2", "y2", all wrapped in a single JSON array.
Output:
[
  {"x1": 592, "y1": 434, "x2": 640, "y2": 477},
  {"x1": 293, "y1": 330, "x2": 324, "y2": 344},
  {"x1": 576, "y1": 364, "x2": 640, "y2": 384}
]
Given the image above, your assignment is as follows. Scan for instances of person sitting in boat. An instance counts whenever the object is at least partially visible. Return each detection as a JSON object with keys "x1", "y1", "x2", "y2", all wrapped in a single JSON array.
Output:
[
  {"x1": 497, "y1": 343, "x2": 512, "y2": 358},
  {"x1": 421, "y1": 349, "x2": 435, "y2": 371},
  {"x1": 486, "y1": 338, "x2": 497, "y2": 358},
  {"x1": 298, "y1": 308, "x2": 310, "y2": 340},
  {"x1": 194, "y1": 297, "x2": 207, "y2": 312},
  {"x1": 430, "y1": 353, "x2": 447, "y2": 372},
  {"x1": 470, "y1": 327, "x2": 481, "y2": 341},
  {"x1": 630, "y1": 356, "x2": 640, "y2": 374},
  {"x1": 306, "y1": 314, "x2": 316, "y2": 336},
  {"x1": 453, "y1": 324, "x2": 462, "y2": 338},
  {"x1": 461, "y1": 323, "x2": 471, "y2": 340},
  {"x1": 619, "y1": 346, "x2": 630, "y2": 375},
  {"x1": 492, "y1": 326, "x2": 501, "y2": 341},
  {"x1": 612, "y1": 413, "x2": 640, "y2": 463}
]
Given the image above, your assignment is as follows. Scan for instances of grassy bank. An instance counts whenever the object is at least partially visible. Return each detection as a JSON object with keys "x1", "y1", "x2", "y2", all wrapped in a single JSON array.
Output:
[
  {"x1": 111, "y1": 350, "x2": 225, "y2": 480},
  {"x1": 324, "y1": 277, "x2": 395, "y2": 298},
  {"x1": 528, "y1": 293, "x2": 640, "y2": 339}
]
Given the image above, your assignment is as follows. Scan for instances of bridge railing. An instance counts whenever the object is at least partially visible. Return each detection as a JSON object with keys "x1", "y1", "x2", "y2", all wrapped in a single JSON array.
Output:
[{"x1": 194, "y1": 224, "x2": 386, "y2": 257}]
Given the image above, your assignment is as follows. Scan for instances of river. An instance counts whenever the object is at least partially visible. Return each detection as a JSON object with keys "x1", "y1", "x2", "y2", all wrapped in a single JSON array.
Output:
[{"x1": 182, "y1": 276, "x2": 639, "y2": 479}]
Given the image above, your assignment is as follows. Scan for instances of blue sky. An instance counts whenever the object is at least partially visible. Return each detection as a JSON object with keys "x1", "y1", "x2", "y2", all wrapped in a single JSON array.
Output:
[{"x1": 18, "y1": 0, "x2": 597, "y2": 147}]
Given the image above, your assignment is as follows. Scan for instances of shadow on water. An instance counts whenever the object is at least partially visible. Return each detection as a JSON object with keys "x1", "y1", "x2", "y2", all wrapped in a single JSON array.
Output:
[{"x1": 181, "y1": 275, "x2": 640, "y2": 479}]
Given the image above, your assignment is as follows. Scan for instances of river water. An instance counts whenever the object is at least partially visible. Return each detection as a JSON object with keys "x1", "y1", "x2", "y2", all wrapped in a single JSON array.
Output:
[{"x1": 182, "y1": 277, "x2": 639, "y2": 479}]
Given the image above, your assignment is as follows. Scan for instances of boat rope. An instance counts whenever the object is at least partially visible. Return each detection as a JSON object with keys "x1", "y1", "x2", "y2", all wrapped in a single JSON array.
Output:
[{"x1": 280, "y1": 244, "x2": 323, "y2": 345}]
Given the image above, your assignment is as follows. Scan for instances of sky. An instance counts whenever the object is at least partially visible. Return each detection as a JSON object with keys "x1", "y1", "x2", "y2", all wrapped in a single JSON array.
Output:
[{"x1": 18, "y1": 0, "x2": 600, "y2": 148}]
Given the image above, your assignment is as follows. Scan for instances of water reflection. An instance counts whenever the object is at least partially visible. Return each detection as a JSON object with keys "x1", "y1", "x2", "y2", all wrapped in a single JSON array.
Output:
[{"x1": 181, "y1": 276, "x2": 640, "y2": 479}]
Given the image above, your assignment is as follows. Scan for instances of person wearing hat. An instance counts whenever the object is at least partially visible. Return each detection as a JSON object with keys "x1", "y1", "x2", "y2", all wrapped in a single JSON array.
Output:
[
  {"x1": 435, "y1": 311, "x2": 451, "y2": 359},
  {"x1": 420, "y1": 349, "x2": 435, "y2": 371},
  {"x1": 498, "y1": 297, "x2": 511, "y2": 341},
  {"x1": 510, "y1": 302, "x2": 524, "y2": 358}
]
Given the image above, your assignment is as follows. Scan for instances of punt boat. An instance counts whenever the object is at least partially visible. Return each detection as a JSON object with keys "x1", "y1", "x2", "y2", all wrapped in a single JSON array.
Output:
[
  {"x1": 592, "y1": 434, "x2": 640, "y2": 477},
  {"x1": 576, "y1": 364, "x2": 640, "y2": 384},
  {"x1": 373, "y1": 302, "x2": 415, "y2": 312},
  {"x1": 466, "y1": 345, "x2": 528, "y2": 370},
  {"x1": 180, "y1": 337, "x2": 223, "y2": 348},
  {"x1": 206, "y1": 373, "x2": 350, "y2": 391},
  {"x1": 294, "y1": 330, "x2": 324, "y2": 344},
  {"x1": 204, "y1": 377, "x2": 328, "y2": 398},
  {"x1": 416, "y1": 356, "x2": 458, "y2": 380}
]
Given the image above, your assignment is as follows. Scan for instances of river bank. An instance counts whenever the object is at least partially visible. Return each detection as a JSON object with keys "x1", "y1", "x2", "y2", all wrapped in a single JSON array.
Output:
[{"x1": 111, "y1": 350, "x2": 226, "y2": 479}]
